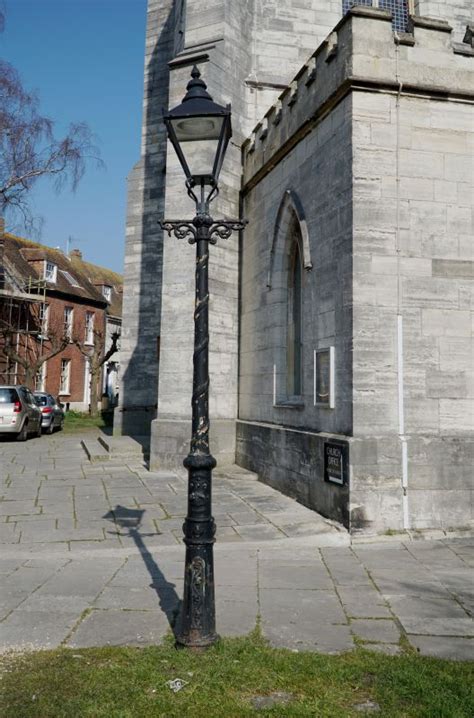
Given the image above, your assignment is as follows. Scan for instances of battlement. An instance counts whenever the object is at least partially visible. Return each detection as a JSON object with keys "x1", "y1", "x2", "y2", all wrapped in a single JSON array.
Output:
[{"x1": 242, "y1": 6, "x2": 474, "y2": 190}]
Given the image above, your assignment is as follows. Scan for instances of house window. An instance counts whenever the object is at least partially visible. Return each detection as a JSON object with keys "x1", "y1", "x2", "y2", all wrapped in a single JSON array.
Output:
[
  {"x1": 85, "y1": 311, "x2": 94, "y2": 345},
  {"x1": 59, "y1": 359, "x2": 71, "y2": 394},
  {"x1": 64, "y1": 306, "x2": 74, "y2": 340},
  {"x1": 342, "y1": 0, "x2": 409, "y2": 32},
  {"x1": 38, "y1": 303, "x2": 49, "y2": 336},
  {"x1": 287, "y1": 236, "x2": 303, "y2": 397},
  {"x1": 102, "y1": 285, "x2": 112, "y2": 301},
  {"x1": 35, "y1": 362, "x2": 46, "y2": 392},
  {"x1": 44, "y1": 261, "x2": 57, "y2": 283}
]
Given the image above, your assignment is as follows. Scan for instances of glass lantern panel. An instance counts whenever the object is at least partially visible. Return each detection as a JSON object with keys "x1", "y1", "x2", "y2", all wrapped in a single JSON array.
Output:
[
  {"x1": 176, "y1": 136, "x2": 221, "y2": 179},
  {"x1": 172, "y1": 115, "x2": 224, "y2": 142}
]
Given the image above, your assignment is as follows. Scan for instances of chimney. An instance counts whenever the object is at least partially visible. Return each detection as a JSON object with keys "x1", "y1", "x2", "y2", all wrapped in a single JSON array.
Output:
[{"x1": 70, "y1": 248, "x2": 82, "y2": 259}]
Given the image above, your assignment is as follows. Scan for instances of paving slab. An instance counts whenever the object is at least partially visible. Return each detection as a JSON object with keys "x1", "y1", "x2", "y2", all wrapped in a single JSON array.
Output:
[
  {"x1": 409, "y1": 635, "x2": 474, "y2": 661},
  {"x1": 66, "y1": 609, "x2": 171, "y2": 648},
  {"x1": 0, "y1": 432, "x2": 473, "y2": 659},
  {"x1": 336, "y1": 587, "x2": 392, "y2": 620},
  {"x1": 260, "y1": 587, "x2": 349, "y2": 651},
  {"x1": 0, "y1": 610, "x2": 79, "y2": 652},
  {"x1": 350, "y1": 618, "x2": 401, "y2": 644},
  {"x1": 258, "y1": 561, "x2": 333, "y2": 591}
]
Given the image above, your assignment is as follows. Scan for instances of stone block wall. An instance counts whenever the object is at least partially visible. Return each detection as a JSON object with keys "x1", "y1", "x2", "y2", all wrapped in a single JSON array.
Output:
[
  {"x1": 415, "y1": 0, "x2": 473, "y2": 42},
  {"x1": 237, "y1": 421, "x2": 350, "y2": 526},
  {"x1": 351, "y1": 14, "x2": 474, "y2": 530},
  {"x1": 238, "y1": 13, "x2": 360, "y2": 522},
  {"x1": 239, "y1": 95, "x2": 354, "y2": 435},
  {"x1": 238, "y1": 7, "x2": 474, "y2": 532}
]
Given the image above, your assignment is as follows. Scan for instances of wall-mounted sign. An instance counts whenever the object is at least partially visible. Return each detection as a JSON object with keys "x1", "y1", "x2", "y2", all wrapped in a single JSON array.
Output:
[
  {"x1": 324, "y1": 441, "x2": 348, "y2": 486},
  {"x1": 314, "y1": 346, "x2": 335, "y2": 408}
]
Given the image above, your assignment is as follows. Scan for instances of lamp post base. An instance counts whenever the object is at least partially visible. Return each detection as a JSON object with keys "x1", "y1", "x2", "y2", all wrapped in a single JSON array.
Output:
[
  {"x1": 175, "y1": 542, "x2": 219, "y2": 649},
  {"x1": 175, "y1": 452, "x2": 219, "y2": 649},
  {"x1": 175, "y1": 631, "x2": 219, "y2": 650}
]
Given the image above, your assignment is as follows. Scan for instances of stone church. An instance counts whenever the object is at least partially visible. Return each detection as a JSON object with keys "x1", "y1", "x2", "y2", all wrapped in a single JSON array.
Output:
[{"x1": 116, "y1": 1, "x2": 474, "y2": 535}]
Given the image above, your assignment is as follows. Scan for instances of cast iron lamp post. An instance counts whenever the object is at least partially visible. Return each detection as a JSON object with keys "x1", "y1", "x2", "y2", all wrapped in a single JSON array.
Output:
[{"x1": 160, "y1": 66, "x2": 246, "y2": 648}]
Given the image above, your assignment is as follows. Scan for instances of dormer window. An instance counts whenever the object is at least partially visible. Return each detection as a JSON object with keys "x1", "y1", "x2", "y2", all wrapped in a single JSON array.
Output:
[
  {"x1": 102, "y1": 285, "x2": 112, "y2": 301},
  {"x1": 60, "y1": 270, "x2": 81, "y2": 288},
  {"x1": 44, "y1": 261, "x2": 57, "y2": 283}
]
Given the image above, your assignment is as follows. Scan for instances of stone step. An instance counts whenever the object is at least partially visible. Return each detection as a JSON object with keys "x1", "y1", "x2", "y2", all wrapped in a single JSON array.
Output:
[
  {"x1": 81, "y1": 436, "x2": 145, "y2": 463},
  {"x1": 80, "y1": 438, "x2": 110, "y2": 463},
  {"x1": 97, "y1": 435, "x2": 144, "y2": 458}
]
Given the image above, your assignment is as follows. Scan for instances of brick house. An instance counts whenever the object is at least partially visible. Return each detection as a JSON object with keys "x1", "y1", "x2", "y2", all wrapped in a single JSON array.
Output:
[{"x1": 0, "y1": 225, "x2": 122, "y2": 411}]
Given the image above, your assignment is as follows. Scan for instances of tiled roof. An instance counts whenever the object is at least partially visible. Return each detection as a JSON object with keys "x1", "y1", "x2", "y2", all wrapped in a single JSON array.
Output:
[
  {"x1": 1, "y1": 234, "x2": 122, "y2": 314},
  {"x1": 70, "y1": 256, "x2": 123, "y2": 319}
]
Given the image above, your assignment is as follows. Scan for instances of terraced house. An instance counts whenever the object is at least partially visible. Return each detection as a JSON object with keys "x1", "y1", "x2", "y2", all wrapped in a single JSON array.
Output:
[
  {"x1": 0, "y1": 223, "x2": 122, "y2": 411},
  {"x1": 117, "y1": 1, "x2": 474, "y2": 535}
]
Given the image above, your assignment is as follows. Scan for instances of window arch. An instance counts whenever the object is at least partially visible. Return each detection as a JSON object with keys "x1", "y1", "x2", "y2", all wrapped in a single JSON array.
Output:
[{"x1": 268, "y1": 191, "x2": 311, "y2": 405}]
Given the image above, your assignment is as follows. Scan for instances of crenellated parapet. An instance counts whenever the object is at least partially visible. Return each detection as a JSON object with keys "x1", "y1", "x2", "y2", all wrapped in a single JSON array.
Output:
[{"x1": 242, "y1": 6, "x2": 474, "y2": 191}]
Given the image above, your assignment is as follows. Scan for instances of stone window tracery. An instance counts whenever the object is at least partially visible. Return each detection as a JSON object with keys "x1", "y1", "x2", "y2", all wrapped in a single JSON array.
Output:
[{"x1": 342, "y1": 0, "x2": 409, "y2": 32}]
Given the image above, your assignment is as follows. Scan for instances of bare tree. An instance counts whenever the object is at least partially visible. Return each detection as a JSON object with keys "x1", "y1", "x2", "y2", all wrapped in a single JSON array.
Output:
[
  {"x1": 0, "y1": 308, "x2": 69, "y2": 389},
  {"x1": 74, "y1": 329, "x2": 120, "y2": 417},
  {"x1": 0, "y1": 12, "x2": 103, "y2": 233}
]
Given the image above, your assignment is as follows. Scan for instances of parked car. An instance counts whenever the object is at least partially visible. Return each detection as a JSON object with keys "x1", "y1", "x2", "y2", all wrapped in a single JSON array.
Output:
[
  {"x1": 0, "y1": 386, "x2": 42, "y2": 441},
  {"x1": 33, "y1": 392, "x2": 65, "y2": 434}
]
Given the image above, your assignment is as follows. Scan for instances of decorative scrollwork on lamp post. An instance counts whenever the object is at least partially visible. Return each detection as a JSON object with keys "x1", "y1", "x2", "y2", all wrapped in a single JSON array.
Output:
[{"x1": 160, "y1": 66, "x2": 246, "y2": 648}]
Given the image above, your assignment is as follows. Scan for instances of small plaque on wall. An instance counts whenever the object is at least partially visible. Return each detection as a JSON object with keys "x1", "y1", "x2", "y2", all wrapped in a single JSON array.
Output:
[
  {"x1": 324, "y1": 441, "x2": 348, "y2": 486},
  {"x1": 314, "y1": 346, "x2": 335, "y2": 408}
]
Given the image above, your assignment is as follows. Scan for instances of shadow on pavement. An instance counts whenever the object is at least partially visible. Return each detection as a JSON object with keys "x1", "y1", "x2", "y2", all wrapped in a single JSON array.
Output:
[{"x1": 103, "y1": 505, "x2": 181, "y2": 635}]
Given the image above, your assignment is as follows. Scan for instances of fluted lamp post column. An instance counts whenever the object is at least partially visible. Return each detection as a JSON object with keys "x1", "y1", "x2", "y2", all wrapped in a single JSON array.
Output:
[{"x1": 160, "y1": 66, "x2": 246, "y2": 648}]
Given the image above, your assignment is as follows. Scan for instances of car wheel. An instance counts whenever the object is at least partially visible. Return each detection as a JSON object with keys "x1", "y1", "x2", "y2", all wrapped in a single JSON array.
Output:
[
  {"x1": 36, "y1": 422, "x2": 42, "y2": 438},
  {"x1": 47, "y1": 420, "x2": 54, "y2": 435},
  {"x1": 16, "y1": 422, "x2": 28, "y2": 442}
]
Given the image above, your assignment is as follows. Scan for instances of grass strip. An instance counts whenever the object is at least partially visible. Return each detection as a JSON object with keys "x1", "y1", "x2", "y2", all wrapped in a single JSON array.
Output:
[{"x1": 0, "y1": 634, "x2": 473, "y2": 717}]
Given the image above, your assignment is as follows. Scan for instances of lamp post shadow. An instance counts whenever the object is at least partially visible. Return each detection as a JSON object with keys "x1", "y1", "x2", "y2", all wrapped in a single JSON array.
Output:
[{"x1": 103, "y1": 505, "x2": 181, "y2": 636}]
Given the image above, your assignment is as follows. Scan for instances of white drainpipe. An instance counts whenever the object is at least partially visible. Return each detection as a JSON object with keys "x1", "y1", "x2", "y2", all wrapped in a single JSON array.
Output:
[
  {"x1": 398, "y1": 315, "x2": 410, "y2": 530},
  {"x1": 395, "y1": 34, "x2": 410, "y2": 530}
]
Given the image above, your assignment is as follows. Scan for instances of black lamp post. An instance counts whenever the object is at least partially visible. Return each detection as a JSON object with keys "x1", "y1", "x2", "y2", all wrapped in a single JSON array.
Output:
[{"x1": 160, "y1": 66, "x2": 246, "y2": 648}]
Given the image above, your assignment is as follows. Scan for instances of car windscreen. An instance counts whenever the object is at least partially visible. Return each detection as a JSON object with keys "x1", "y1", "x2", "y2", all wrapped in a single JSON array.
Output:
[
  {"x1": 0, "y1": 388, "x2": 18, "y2": 403},
  {"x1": 34, "y1": 395, "x2": 48, "y2": 406}
]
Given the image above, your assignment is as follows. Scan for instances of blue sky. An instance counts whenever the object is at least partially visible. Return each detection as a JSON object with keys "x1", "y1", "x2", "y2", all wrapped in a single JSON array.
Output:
[{"x1": 2, "y1": 0, "x2": 148, "y2": 273}]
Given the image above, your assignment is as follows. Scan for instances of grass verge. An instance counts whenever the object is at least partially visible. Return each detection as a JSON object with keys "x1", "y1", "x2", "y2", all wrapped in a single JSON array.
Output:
[
  {"x1": 63, "y1": 410, "x2": 113, "y2": 434},
  {"x1": 0, "y1": 634, "x2": 472, "y2": 718}
]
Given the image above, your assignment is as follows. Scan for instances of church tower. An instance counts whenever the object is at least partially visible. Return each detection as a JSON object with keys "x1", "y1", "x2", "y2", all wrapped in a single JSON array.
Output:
[
  {"x1": 117, "y1": 1, "x2": 473, "y2": 536},
  {"x1": 116, "y1": 0, "x2": 345, "y2": 464}
]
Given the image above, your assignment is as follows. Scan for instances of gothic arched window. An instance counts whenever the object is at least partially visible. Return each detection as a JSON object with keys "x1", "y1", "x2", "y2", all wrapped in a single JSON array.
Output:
[
  {"x1": 269, "y1": 190, "x2": 311, "y2": 406},
  {"x1": 287, "y1": 224, "x2": 303, "y2": 398}
]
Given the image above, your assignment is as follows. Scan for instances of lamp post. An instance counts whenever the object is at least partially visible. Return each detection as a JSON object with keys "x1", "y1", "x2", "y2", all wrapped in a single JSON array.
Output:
[{"x1": 160, "y1": 66, "x2": 246, "y2": 648}]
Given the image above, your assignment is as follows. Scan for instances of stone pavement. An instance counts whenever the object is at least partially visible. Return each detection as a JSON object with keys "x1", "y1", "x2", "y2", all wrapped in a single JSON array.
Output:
[{"x1": 0, "y1": 431, "x2": 473, "y2": 660}]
